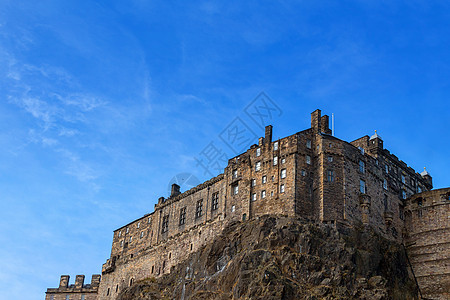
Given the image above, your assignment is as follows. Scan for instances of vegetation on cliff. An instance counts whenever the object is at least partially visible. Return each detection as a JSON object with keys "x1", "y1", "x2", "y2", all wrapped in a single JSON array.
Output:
[{"x1": 118, "y1": 216, "x2": 418, "y2": 300}]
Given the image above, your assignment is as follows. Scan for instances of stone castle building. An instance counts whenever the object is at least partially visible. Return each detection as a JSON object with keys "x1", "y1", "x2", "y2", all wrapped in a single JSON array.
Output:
[{"x1": 46, "y1": 109, "x2": 449, "y2": 300}]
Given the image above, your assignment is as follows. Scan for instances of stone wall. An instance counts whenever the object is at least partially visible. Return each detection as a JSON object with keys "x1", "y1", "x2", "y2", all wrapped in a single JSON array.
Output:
[
  {"x1": 404, "y1": 188, "x2": 450, "y2": 299},
  {"x1": 50, "y1": 108, "x2": 442, "y2": 300},
  {"x1": 46, "y1": 275, "x2": 101, "y2": 300}
]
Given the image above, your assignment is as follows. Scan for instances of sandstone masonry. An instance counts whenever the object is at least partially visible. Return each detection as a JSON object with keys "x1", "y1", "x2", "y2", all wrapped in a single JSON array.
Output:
[{"x1": 46, "y1": 109, "x2": 448, "y2": 300}]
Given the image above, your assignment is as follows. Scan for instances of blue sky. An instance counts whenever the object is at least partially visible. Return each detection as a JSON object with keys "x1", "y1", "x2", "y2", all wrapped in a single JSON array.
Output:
[{"x1": 0, "y1": 1, "x2": 449, "y2": 298}]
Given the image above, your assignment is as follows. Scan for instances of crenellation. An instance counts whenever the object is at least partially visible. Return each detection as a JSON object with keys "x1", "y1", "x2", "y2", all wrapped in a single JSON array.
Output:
[{"x1": 46, "y1": 109, "x2": 448, "y2": 300}]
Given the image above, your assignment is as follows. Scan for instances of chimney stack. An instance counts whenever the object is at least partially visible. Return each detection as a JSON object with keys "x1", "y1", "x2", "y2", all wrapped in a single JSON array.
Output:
[
  {"x1": 265, "y1": 125, "x2": 273, "y2": 144},
  {"x1": 170, "y1": 184, "x2": 181, "y2": 197},
  {"x1": 311, "y1": 109, "x2": 322, "y2": 133}
]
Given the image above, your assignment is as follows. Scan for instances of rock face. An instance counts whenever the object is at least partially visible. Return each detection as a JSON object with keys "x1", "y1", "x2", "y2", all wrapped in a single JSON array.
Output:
[{"x1": 117, "y1": 216, "x2": 418, "y2": 300}]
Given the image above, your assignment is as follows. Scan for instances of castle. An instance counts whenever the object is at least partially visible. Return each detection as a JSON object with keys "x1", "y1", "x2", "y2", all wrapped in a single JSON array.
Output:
[{"x1": 45, "y1": 109, "x2": 449, "y2": 300}]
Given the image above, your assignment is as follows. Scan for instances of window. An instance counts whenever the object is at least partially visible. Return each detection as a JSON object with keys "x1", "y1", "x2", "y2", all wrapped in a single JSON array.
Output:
[
  {"x1": 231, "y1": 205, "x2": 235, "y2": 212},
  {"x1": 399, "y1": 206, "x2": 404, "y2": 220},
  {"x1": 328, "y1": 156, "x2": 333, "y2": 162},
  {"x1": 401, "y1": 174, "x2": 406, "y2": 184},
  {"x1": 306, "y1": 155, "x2": 311, "y2": 165},
  {"x1": 126, "y1": 227, "x2": 129, "y2": 233},
  {"x1": 232, "y1": 169, "x2": 238, "y2": 179},
  {"x1": 273, "y1": 156, "x2": 278, "y2": 165},
  {"x1": 50, "y1": 296, "x2": 54, "y2": 300},
  {"x1": 273, "y1": 141, "x2": 279, "y2": 151},
  {"x1": 233, "y1": 184, "x2": 239, "y2": 195},
  {"x1": 137, "y1": 222, "x2": 140, "y2": 229},
  {"x1": 306, "y1": 139, "x2": 312, "y2": 149},
  {"x1": 280, "y1": 184, "x2": 285, "y2": 193},
  {"x1": 256, "y1": 148, "x2": 261, "y2": 157},
  {"x1": 402, "y1": 190, "x2": 407, "y2": 199},
  {"x1": 327, "y1": 170, "x2": 334, "y2": 182},
  {"x1": 417, "y1": 186, "x2": 422, "y2": 193},
  {"x1": 66, "y1": 295, "x2": 70, "y2": 300},
  {"x1": 81, "y1": 294, "x2": 85, "y2": 300},
  {"x1": 179, "y1": 207, "x2": 186, "y2": 225},
  {"x1": 251, "y1": 179, "x2": 256, "y2": 187},
  {"x1": 211, "y1": 192, "x2": 219, "y2": 211},
  {"x1": 140, "y1": 231, "x2": 144, "y2": 239},
  {"x1": 271, "y1": 191, "x2": 274, "y2": 197},
  {"x1": 411, "y1": 179, "x2": 416, "y2": 187},
  {"x1": 384, "y1": 195, "x2": 388, "y2": 210},
  {"x1": 255, "y1": 161, "x2": 261, "y2": 171},
  {"x1": 252, "y1": 193, "x2": 257, "y2": 201},
  {"x1": 148, "y1": 217, "x2": 152, "y2": 223},
  {"x1": 359, "y1": 160, "x2": 365, "y2": 173},
  {"x1": 118, "y1": 231, "x2": 121, "y2": 238},
  {"x1": 271, "y1": 175, "x2": 275, "y2": 182},
  {"x1": 262, "y1": 176, "x2": 267, "y2": 184},
  {"x1": 120, "y1": 240, "x2": 123, "y2": 247},
  {"x1": 281, "y1": 169, "x2": 287, "y2": 179},
  {"x1": 360, "y1": 180, "x2": 366, "y2": 194},
  {"x1": 129, "y1": 236, "x2": 132, "y2": 243},
  {"x1": 130, "y1": 278, "x2": 133, "y2": 286},
  {"x1": 385, "y1": 165, "x2": 389, "y2": 173},
  {"x1": 301, "y1": 169, "x2": 306, "y2": 176},
  {"x1": 261, "y1": 190, "x2": 266, "y2": 198},
  {"x1": 383, "y1": 179, "x2": 388, "y2": 190},
  {"x1": 358, "y1": 146, "x2": 365, "y2": 155},
  {"x1": 281, "y1": 158, "x2": 286, "y2": 164},
  {"x1": 195, "y1": 200, "x2": 203, "y2": 218},
  {"x1": 161, "y1": 215, "x2": 169, "y2": 233},
  {"x1": 116, "y1": 285, "x2": 119, "y2": 292},
  {"x1": 329, "y1": 143, "x2": 332, "y2": 148},
  {"x1": 107, "y1": 288, "x2": 110, "y2": 296},
  {"x1": 242, "y1": 213, "x2": 247, "y2": 221}
]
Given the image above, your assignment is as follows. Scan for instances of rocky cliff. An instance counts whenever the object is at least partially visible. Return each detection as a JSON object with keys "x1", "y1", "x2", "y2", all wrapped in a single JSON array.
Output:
[{"x1": 117, "y1": 216, "x2": 419, "y2": 300}]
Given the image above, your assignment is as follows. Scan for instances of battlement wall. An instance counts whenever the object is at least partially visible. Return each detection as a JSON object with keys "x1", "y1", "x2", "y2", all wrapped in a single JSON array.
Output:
[{"x1": 46, "y1": 274, "x2": 101, "y2": 300}]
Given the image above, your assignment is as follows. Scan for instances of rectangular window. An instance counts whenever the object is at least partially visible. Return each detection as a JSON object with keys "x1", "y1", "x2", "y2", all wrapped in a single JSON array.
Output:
[
  {"x1": 328, "y1": 156, "x2": 333, "y2": 162},
  {"x1": 273, "y1": 156, "x2": 278, "y2": 165},
  {"x1": 81, "y1": 295, "x2": 85, "y2": 300},
  {"x1": 384, "y1": 195, "x2": 388, "y2": 210},
  {"x1": 195, "y1": 200, "x2": 203, "y2": 218},
  {"x1": 211, "y1": 192, "x2": 219, "y2": 211},
  {"x1": 233, "y1": 184, "x2": 239, "y2": 195},
  {"x1": 383, "y1": 179, "x2": 388, "y2": 190},
  {"x1": 281, "y1": 169, "x2": 287, "y2": 179},
  {"x1": 417, "y1": 186, "x2": 422, "y2": 193},
  {"x1": 66, "y1": 296, "x2": 70, "y2": 300},
  {"x1": 306, "y1": 155, "x2": 311, "y2": 165},
  {"x1": 261, "y1": 190, "x2": 266, "y2": 198},
  {"x1": 327, "y1": 170, "x2": 334, "y2": 182},
  {"x1": 359, "y1": 160, "x2": 365, "y2": 173},
  {"x1": 360, "y1": 180, "x2": 366, "y2": 194},
  {"x1": 140, "y1": 231, "x2": 144, "y2": 239},
  {"x1": 179, "y1": 207, "x2": 186, "y2": 225},
  {"x1": 120, "y1": 240, "x2": 123, "y2": 247},
  {"x1": 148, "y1": 217, "x2": 152, "y2": 223},
  {"x1": 231, "y1": 205, "x2": 235, "y2": 212},
  {"x1": 301, "y1": 169, "x2": 306, "y2": 177},
  {"x1": 118, "y1": 231, "x2": 121, "y2": 238},
  {"x1": 251, "y1": 179, "x2": 256, "y2": 187},
  {"x1": 129, "y1": 236, "x2": 132, "y2": 243},
  {"x1": 411, "y1": 179, "x2": 416, "y2": 187},
  {"x1": 306, "y1": 139, "x2": 312, "y2": 149},
  {"x1": 280, "y1": 184, "x2": 285, "y2": 193},
  {"x1": 262, "y1": 176, "x2": 267, "y2": 184},
  {"x1": 255, "y1": 161, "x2": 261, "y2": 171},
  {"x1": 281, "y1": 158, "x2": 286, "y2": 164},
  {"x1": 385, "y1": 165, "x2": 389, "y2": 173},
  {"x1": 232, "y1": 169, "x2": 238, "y2": 179},
  {"x1": 252, "y1": 193, "x2": 257, "y2": 201},
  {"x1": 126, "y1": 227, "x2": 129, "y2": 233},
  {"x1": 273, "y1": 141, "x2": 279, "y2": 151},
  {"x1": 256, "y1": 148, "x2": 261, "y2": 157},
  {"x1": 402, "y1": 190, "x2": 407, "y2": 199},
  {"x1": 161, "y1": 215, "x2": 169, "y2": 233},
  {"x1": 137, "y1": 222, "x2": 140, "y2": 229},
  {"x1": 358, "y1": 146, "x2": 365, "y2": 155},
  {"x1": 401, "y1": 175, "x2": 406, "y2": 184}
]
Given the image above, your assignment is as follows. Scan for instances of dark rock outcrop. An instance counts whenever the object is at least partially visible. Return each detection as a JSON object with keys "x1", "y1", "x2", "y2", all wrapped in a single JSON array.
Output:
[{"x1": 118, "y1": 216, "x2": 418, "y2": 300}]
